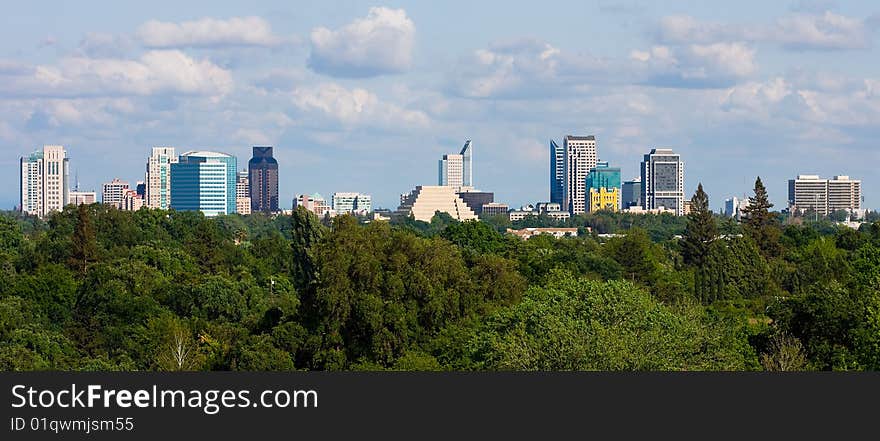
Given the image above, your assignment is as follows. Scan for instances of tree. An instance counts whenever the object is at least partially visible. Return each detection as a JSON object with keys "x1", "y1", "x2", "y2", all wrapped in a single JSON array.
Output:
[
  {"x1": 682, "y1": 183, "x2": 717, "y2": 267},
  {"x1": 741, "y1": 177, "x2": 781, "y2": 257},
  {"x1": 69, "y1": 204, "x2": 98, "y2": 274},
  {"x1": 157, "y1": 319, "x2": 203, "y2": 371},
  {"x1": 760, "y1": 333, "x2": 806, "y2": 371}
]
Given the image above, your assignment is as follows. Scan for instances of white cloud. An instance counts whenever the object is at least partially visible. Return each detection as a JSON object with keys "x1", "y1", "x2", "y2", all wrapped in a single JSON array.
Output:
[
  {"x1": 631, "y1": 43, "x2": 757, "y2": 88},
  {"x1": 291, "y1": 83, "x2": 429, "y2": 129},
  {"x1": 657, "y1": 11, "x2": 874, "y2": 51},
  {"x1": 0, "y1": 50, "x2": 233, "y2": 98},
  {"x1": 308, "y1": 7, "x2": 415, "y2": 77},
  {"x1": 137, "y1": 16, "x2": 283, "y2": 48}
]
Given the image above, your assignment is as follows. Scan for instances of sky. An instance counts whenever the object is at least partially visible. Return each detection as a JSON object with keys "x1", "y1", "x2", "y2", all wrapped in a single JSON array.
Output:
[{"x1": 2, "y1": 0, "x2": 879, "y2": 212}]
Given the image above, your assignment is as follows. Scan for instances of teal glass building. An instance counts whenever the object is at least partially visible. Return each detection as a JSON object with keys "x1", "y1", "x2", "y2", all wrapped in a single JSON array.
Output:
[
  {"x1": 170, "y1": 151, "x2": 237, "y2": 216},
  {"x1": 585, "y1": 161, "x2": 621, "y2": 192}
]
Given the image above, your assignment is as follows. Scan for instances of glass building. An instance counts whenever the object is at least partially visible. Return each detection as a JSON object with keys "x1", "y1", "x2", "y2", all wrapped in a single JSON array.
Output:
[
  {"x1": 549, "y1": 139, "x2": 564, "y2": 206},
  {"x1": 171, "y1": 151, "x2": 237, "y2": 216},
  {"x1": 248, "y1": 146, "x2": 279, "y2": 212},
  {"x1": 585, "y1": 161, "x2": 621, "y2": 212},
  {"x1": 640, "y1": 148, "x2": 684, "y2": 216}
]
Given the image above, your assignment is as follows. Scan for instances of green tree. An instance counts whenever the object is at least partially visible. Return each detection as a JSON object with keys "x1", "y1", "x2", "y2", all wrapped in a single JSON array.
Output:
[
  {"x1": 69, "y1": 204, "x2": 98, "y2": 274},
  {"x1": 741, "y1": 176, "x2": 781, "y2": 257}
]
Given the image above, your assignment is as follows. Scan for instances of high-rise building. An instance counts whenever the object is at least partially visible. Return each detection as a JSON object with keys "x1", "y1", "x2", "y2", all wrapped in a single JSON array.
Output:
[
  {"x1": 20, "y1": 145, "x2": 69, "y2": 217},
  {"x1": 102, "y1": 178, "x2": 129, "y2": 207},
  {"x1": 397, "y1": 186, "x2": 478, "y2": 222},
  {"x1": 586, "y1": 161, "x2": 621, "y2": 212},
  {"x1": 146, "y1": 147, "x2": 177, "y2": 210},
  {"x1": 236, "y1": 170, "x2": 251, "y2": 215},
  {"x1": 562, "y1": 135, "x2": 598, "y2": 215},
  {"x1": 69, "y1": 191, "x2": 97, "y2": 206},
  {"x1": 136, "y1": 181, "x2": 146, "y2": 197},
  {"x1": 641, "y1": 148, "x2": 684, "y2": 216},
  {"x1": 170, "y1": 151, "x2": 237, "y2": 217},
  {"x1": 788, "y1": 175, "x2": 862, "y2": 216},
  {"x1": 248, "y1": 146, "x2": 279, "y2": 213},
  {"x1": 120, "y1": 189, "x2": 144, "y2": 211},
  {"x1": 332, "y1": 192, "x2": 372, "y2": 215},
  {"x1": 294, "y1": 193, "x2": 332, "y2": 217},
  {"x1": 724, "y1": 197, "x2": 740, "y2": 218},
  {"x1": 549, "y1": 140, "x2": 565, "y2": 206},
  {"x1": 622, "y1": 178, "x2": 642, "y2": 208},
  {"x1": 439, "y1": 140, "x2": 473, "y2": 189}
]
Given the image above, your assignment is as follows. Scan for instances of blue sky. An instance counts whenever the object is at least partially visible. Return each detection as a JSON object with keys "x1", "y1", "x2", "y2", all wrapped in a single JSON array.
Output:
[{"x1": 2, "y1": 0, "x2": 879, "y2": 211}]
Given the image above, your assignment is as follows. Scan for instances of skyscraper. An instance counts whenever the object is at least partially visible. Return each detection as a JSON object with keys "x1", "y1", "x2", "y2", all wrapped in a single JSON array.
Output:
[
  {"x1": 562, "y1": 135, "x2": 598, "y2": 215},
  {"x1": 20, "y1": 145, "x2": 69, "y2": 217},
  {"x1": 641, "y1": 148, "x2": 684, "y2": 216},
  {"x1": 236, "y1": 170, "x2": 251, "y2": 215},
  {"x1": 439, "y1": 140, "x2": 473, "y2": 189},
  {"x1": 248, "y1": 146, "x2": 279, "y2": 213},
  {"x1": 549, "y1": 140, "x2": 564, "y2": 206},
  {"x1": 146, "y1": 147, "x2": 177, "y2": 210},
  {"x1": 171, "y1": 151, "x2": 237, "y2": 216},
  {"x1": 622, "y1": 178, "x2": 642, "y2": 208},
  {"x1": 586, "y1": 161, "x2": 621, "y2": 212},
  {"x1": 102, "y1": 178, "x2": 129, "y2": 207}
]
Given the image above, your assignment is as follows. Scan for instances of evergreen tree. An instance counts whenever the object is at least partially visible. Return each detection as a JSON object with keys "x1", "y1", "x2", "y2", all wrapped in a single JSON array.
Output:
[
  {"x1": 682, "y1": 183, "x2": 716, "y2": 267},
  {"x1": 69, "y1": 204, "x2": 97, "y2": 274},
  {"x1": 741, "y1": 176, "x2": 781, "y2": 257}
]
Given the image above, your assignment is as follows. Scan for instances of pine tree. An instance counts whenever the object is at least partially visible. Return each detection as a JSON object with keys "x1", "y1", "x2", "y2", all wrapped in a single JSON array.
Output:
[
  {"x1": 741, "y1": 176, "x2": 781, "y2": 257},
  {"x1": 69, "y1": 204, "x2": 98, "y2": 274},
  {"x1": 682, "y1": 183, "x2": 717, "y2": 267}
]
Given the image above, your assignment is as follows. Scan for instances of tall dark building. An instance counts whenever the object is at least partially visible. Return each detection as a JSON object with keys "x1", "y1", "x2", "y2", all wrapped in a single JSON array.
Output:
[
  {"x1": 549, "y1": 140, "x2": 564, "y2": 206},
  {"x1": 248, "y1": 146, "x2": 279, "y2": 212}
]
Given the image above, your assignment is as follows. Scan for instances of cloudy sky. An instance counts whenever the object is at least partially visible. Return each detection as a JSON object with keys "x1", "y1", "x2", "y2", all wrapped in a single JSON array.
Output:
[{"x1": 2, "y1": 0, "x2": 879, "y2": 211}]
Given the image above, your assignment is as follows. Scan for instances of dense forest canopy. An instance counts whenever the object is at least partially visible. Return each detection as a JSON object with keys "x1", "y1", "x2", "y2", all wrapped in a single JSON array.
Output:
[{"x1": 2, "y1": 184, "x2": 880, "y2": 371}]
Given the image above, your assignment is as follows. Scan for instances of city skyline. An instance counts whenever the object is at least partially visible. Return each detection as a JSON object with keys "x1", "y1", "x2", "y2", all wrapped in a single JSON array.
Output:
[{"x1": 2, "y1": 2, "x2": 880, "y2": 211}]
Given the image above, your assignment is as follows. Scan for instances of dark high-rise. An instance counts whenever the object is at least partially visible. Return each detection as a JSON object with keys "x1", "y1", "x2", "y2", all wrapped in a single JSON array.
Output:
[
  {"x1": 248, "y1": 146, "x2": 279, "y2": 212},
  {"x1": 549, "y1": 140, "x2": 564, "y2": 206}
]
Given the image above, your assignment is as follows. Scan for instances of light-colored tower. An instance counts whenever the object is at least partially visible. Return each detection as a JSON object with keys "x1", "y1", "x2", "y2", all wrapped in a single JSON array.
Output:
[
  {"x1": 439, "y1": 140, "x2": 473, "y2": 189},
  {"x1": 20, "y1": 145, "x2": 69, "y2": 217},
  {"x1": 236, "y1": 170, "x2": 251, "y2": 215},
  {"x1": 641, "y1": 148, "x2": 685, "y2": 216},
  {"x1": 146, "y1": 147, "x2": 177, "y2": 210},
  {"x1": 562, "y1": 135, "x2": 597, "y2": 215},
  {"x1": 102, "y1": 178, "x2": 129, "y2": 207}
]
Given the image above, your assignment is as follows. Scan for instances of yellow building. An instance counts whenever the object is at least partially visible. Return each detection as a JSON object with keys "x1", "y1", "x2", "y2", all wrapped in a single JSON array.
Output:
[{"x1": 589, "y1": 187, "x2": 620, "y2": 213}]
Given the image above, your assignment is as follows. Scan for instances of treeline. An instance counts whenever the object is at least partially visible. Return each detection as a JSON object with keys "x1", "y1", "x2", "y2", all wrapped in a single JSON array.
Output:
[{"x1": 1, "y1": 177, "x2": 880, "y2": 371}]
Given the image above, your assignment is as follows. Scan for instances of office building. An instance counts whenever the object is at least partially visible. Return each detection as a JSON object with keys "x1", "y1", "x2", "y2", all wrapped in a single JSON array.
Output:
[
  {"x1": 562, "y1": 135, "x2": 598, "y2": 215},
  {"x1": 170, "y1": 151, "x2": 237, "y2": 216},
  {"x1": 507, "y1": 228, "x2": 579, "y2": 240},
  {"x1": 586, "y1": 161, "x2": 621, "y2": 212},
  {"x1": 622, "y1": 178, "x2": 642, "y2": 208},
  {"x1": 236, "y1": 170, "x2": 251, "y2": 215},
  {"x1": 788, "y1": 175, "x2": 862, "y2": 216},
  {"x1": 102, "y1": 178, "x2": 129, "y2": 207},
  {"x1": 248, "y1": 146, "x2": 279, "y2": 213},
  {"x1": 641, "y1": 148, "x2": 685, "y2": 216},
  {"x1": 146, "y1": 147, "x2": 177, "y2": 210},
  {"x1": 20, "y1": 145, "x2": 69, "y2": 217},
  {"x1": 549, "y1": 140, "x2": 565, "y2": 206},
  {"x1": 69, "y1": 191, "x2": 96, "y2": 206},
  {"x1": 332, "y1": 192, "x2": 372, "y2": 216},
  {"x1": 457, "y1": 190, "x2": 494, "y2": 215},
  {"x1": 439, "y1": 140, "x2": 473, "y2": 189},
  {"x1": 397, "y1": 185, "x2": 477, "y2": 222},
  {"x1": 509, "y1": 202, "x2": 570, "y2": 222},
  {"x1": 724, "y1": 197, "x2": 739, "y2": 218},
  {"x1": 481, "y1": 202, "x2": 509, "y2": 218},
  {"x1": 136, "y1": 181, "x2": 146, "y2": 197},
  {"x1": 294, "y1": 193, "x2": 332, "y2": 218},
  {"x1": 120, "y1": 189, "x2": 144, "y2": 211}
]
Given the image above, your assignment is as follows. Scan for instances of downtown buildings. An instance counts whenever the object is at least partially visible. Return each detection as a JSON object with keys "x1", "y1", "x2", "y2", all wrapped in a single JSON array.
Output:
[
  {"x1": 788, "y1": 175, "x2": 862, "y2": 216},
  {"x1": 248, "y1": 146, "x2": 279, "y2": 213},
  {"x1": 170, "y1": 151, "x2": 238, "y2": 217},
  {"x1": 640, "y1": 148, "x2": 685, "y2": 216},
  {"x1": 146, "y1": 147, "x2": 177, "y2": 210},
  {"x1": 560, "y1": 135, "x2": 598, "y2": 215},
  {"x1": 439, "y1": 140, "x2": 473, "y2": 189},
  {"x1": 102, "y1": 178, "x2": 129, "y2": 207},
  {"x1": 586, "y1": 162, "x2": 621, "y2": 213},
  {"x1": 20, "y1": 145, "x2": 69, "y2": 217}
]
